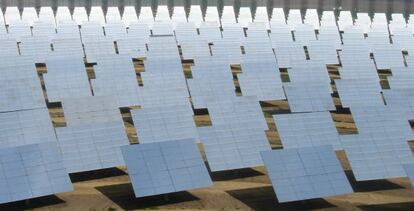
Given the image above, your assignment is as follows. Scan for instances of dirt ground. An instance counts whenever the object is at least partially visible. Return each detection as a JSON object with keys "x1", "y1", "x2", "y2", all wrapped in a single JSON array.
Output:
[{"x1": 2, "y1": 63, "x2": 413, "y2": 210}]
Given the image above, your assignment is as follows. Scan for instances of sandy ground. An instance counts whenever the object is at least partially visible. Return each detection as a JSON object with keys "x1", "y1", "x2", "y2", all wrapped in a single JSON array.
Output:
[{"x1": 2, "y1": 64, "x2": 413, "y2": 210}]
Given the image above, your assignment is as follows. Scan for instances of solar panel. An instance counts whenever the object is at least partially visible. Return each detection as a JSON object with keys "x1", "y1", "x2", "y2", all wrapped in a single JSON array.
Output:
[
  {"x1": 61, "y1": 96, "x2": 123, "y2": 126},
  {"x1": 5, "y1": 7, "x2": 21, "y2": 25},
  {"x1": 318, "y1": 26, "x2": 342, "y2": 50},
  {"x1": 320, "y1": 11, "x2": 336, "y2": 27},
  {"x1": 274, "y1": 112, "x2": 342, "y2": 150},
  {"x1": 287, "y1": 59, "x2": 331, "y2": 84},
  {"x1": 238, "y1": 71, "x2": 285, "y2": 101},
  {"x1": 338, "y1": 11, "x2": 354, "y2": 31},
  {"x1": 7, "y1": 21, "x2": 32, "y2": 41},
  {"x1": 404, "y1": 164, "x2": 414, "y2": 187},
  {"x1": 73, "y1": 7, "x2": 88, "y2": 25},
  {"x1": 387, "y1": 70, "x2": 414, "y2": 89},
  {"x1": 151, "y1": 21, "x2": 174, "y2": 35},
  {"x1": 19, "y1": 36, "x2": 52, "y2": 63},
  {"x1": 338, "y1": 58, "x2": 379, "y2": 81},
  {"x1": 307, "y1": 40, "x2": 339, "y2": 65},
  {"x1": 188, "y1": 5, "x2": 203, "y2": 27},
  {"x1": 254, "y1": 7, "x2": 270, "y2": 28},
  {"x1": 273, "y1": 42, "x2": 306, "y2": 68},
  {"x1": 334, "y1": 79, "x2": 384, "y2": 108},
  {"x1": 89, "y1": 6, "x2": 106, "y2": 25},
  {"x1": 355, "y1": 12, "x2": 371, "y2": 33},
  {"x1": 206, "y1": 96, "x2": 268, "y2": 129},
  {"x1": 43, "y1": 56, "x2": 92, "y2": 102},
  {"x1": 0, "y1": 76, "x2": 46, "y2": 112},
  {"x1": 269, "y1": 23, "x2": 294, "y2": 43},
  {"x1": 91, "y1": 54, "x2": 140, "y2": 107},
  {"x1": 116, "y1": 35, "x2": 147, "y2": 58},
  {"x1": 287, "y1": 9, "x2": 303, "y2": 30},
  {"x1": 155, "y1": 5, "x2": 170, "y2": 21},
  {"x1": 211, "y1": 39, "x2": 243, "y2": 64},
  {"x1": 38, "y1": 7, "x2": 55, "y2": 24},
  {"x1": 52, "y1": 38, "x2": 84, "y2": 57},
  {"x1": 127, "y1": 22, "x2": 151, "y2": 40},
  {"x1": 172, "y1": 6, "x2": 187, "y2": 23},
  {"x1": 383, "y1": 89, "x2": 414, "y2": 119},
  {"x1": 205, "y1": 7, "x2": 220, "y2": 25},
  {"x1": 238, "y1": 7, "x2": 252, "y2": 27},
  {"x1": 55, "y1": 21, "x2": 81, "y2": 39},
  {"x1": 341, "y1": 25, "x2": 366, "y2": 42},
  {"x1": 106, "y1": 7, "x2": 122, "y2": 22},
  {"x1": 304, "y1": 9, "x2": 320, "y2": 30},
  {"x1": 341, "y1": 132, "x2": 414, "y2": 181},
  {"x1": 350, "y1": 105, "x2": 414, "y2": 140},
  {"x1": 240, "y1": 59, "x2": 279, "y2": 73},
  {"x1": 0, "y1": 142, "x2": 73, "y2": 204},
  {"x1": 83, "y1": 37, "x2": 116, "y2": 63},
  {"x1": 221, "y1": 24, "x2": 246, "y2": 43},
  {"x1": 121, "y1": 139, "x2": 212, "y2": 197},
  {"x1": 188, "y1": 71, "x2": 236, "y2": 109},
  {"x1": 56, "y1": 7, "x2": 72, "y2": 24},
  {"x1": 198, "y1": 22, "x2": 222, "y2": 43},
  {"x1": 104, "y1": 21, "x2": 127, "y2": 39},
  {"x1": 270, "y1": 8, "x2": 286, "y2": 24},
  {"x1": 246, "y1": 22, "x2": 269, "y2": 38},
  {"x1": 221, "y1": 6, "x2": 237, "y2": 25},
  {"x1": 284, "y1": 82, "x2": 335, "y2": 112},
  {"x1": 175, "y1": 22, "x2": 198, "y2": 44},
  {"x1": 138, "y1": 70, "x2": 190, "y2": 108},
  {"x1": 131, "y1": 105, "x2": 198, "y2": 143},
  {"x1": 372, "y1": 44, "x2": 405, "y2": 69},
  {"x1": 55, "y1": 121, "x2": 129, "y2": 173},
  {"x1": 181, "y1": 39, "x2": 211, "y2": 60},
  {"x1": 392, "y1": 33, "x2": 414, "y2": 52},
  {"x1": 199, "y1": 123, "x2": 271, "y2": 172},
  {"x1": 81, "y1": 21, "x2": 105, "y2": 38},
  {"x1": 261, "y1": 145, "x2": 353, "y2": 203},
  {"x1": 122, "y1": 6, "x2": 138, "y2": 27},
  {"x1": 0, "y1": 108, "x2": 57, "y2": 149},
  {"x1": 138, "y1": 7, "x2": 155, "y2": 26},
  {"x1": 0, "y1": 39, "x2": 19, "y2": 56},
  {"x1": 22, "y1": 7, "x2": 38, "y2": 26},
  {"x1": 32, "y1": 21, "x2": 57, "y2": 40},
  {"x1": 293, "y1": 24, "x2": 317, "y2": 46}
]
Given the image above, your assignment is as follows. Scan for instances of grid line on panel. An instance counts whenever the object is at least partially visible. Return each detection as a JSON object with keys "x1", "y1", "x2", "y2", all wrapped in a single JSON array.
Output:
[
  {"x1": 350, "y1": 106, "x2": 414, "y2": 140},
  {"x1": 121, "y1": 139, "x2": 212, "y2": 197},
  {"x1": 43, "y1": 56, "x2": 92, "y2": 102},
  {"x1": 284, "y1": 83, "x2": 335, "y2": 113},
  {"x1": 61, "y1": 96, "x2": 123, "y2": 126},
  {"x1": 92, "y1": 55, "x2": 140, "y2": 107},
  {"x1": 273, "y1": 111, "x2": 342, "y2": 150},
  {"x1": 238, "y1": 71, "x2": 286, "y2": 101},
  {"x1": 0, "y1": 108, "x2": 57, "y2": 149},
  {"x1": 131, "y1": 105, "x2": 198, "y2": 144},
  {"x1": 261, "y1": 145, "x2": 353, "y2": 203},
  {"x1": 334, "y1": 79, "x2": 384, "y2": 108},
  {"x1": 0, "y1": 142, "x2": 73, "y2": 204},
  {"x1": 341, "y1": 132, "x2": 414, "y2": 181},
  {"x1": 199, "y1": 124, "x2": 271, "y2": 172},
  {"x1": 56, "y1": 121, "x2": 129, "y2": 173}
]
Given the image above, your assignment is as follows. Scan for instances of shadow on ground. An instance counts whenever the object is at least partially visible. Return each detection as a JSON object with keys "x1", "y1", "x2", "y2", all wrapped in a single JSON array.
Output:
[
  {"x1": 359, "y1": 201, "x2": 414, "y2": 210},
  {"x1": 70, "y1": 167, "x2": 127, "y2": 183},
  {"x1": 345, "y1": 170, "x2": 405, "y2": 192},
  {"x1": 227, "y1": 186, "x2": 335, "y2": 211},
  {"x1": 0, "y1": 195, "x2": 65, "y2": 210},
  {"x1": 209, "y1": 167, "x2": 265, "y2": 181},
  {"x1": 96, "y1": 183, "x2": 199, "y2": 210}
]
